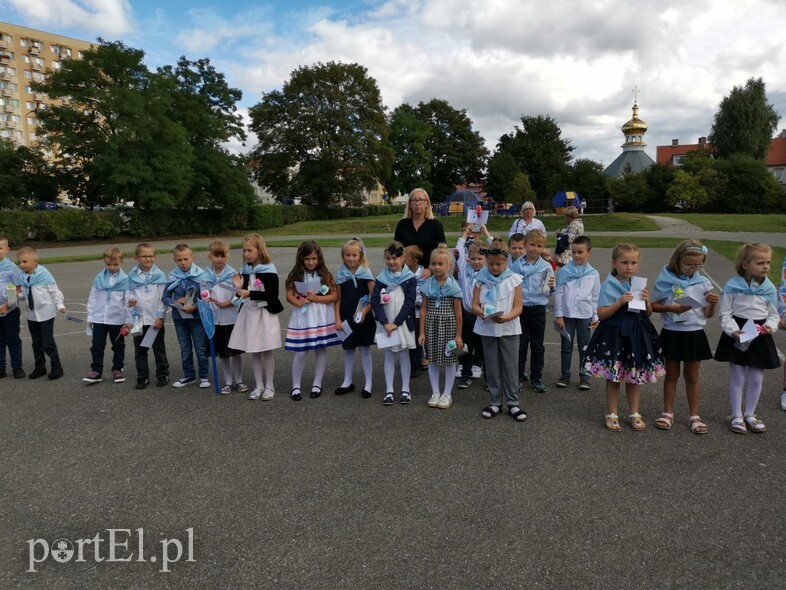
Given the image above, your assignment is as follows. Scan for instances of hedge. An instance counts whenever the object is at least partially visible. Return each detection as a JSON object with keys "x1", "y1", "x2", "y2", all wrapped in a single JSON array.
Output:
[{"x1": 0, "y1": 203, "x2": 403, "y2": 244}]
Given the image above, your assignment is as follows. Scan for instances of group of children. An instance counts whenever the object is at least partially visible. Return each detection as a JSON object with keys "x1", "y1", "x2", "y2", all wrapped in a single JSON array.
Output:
[{"x1": 0, "y1": 231, "x2": 784, "y2": 434}]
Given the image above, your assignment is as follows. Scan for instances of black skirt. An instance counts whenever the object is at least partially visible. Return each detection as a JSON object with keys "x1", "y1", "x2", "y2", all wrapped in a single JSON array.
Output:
[
  {"x1": 659, "y1": 328, "x2": 712, "y2": 362},
  {"x1": 714, "y1": 317, "x2": 780, "y2": 369},
  {"x1": 211, "y1": 324, "x2": 242, "y2": 358}
]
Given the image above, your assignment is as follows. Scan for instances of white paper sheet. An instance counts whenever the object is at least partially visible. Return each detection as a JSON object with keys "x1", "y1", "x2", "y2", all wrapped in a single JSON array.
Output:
[
  {"x1": 375, "y1": 328, "x2": 400, "y2": 349},
  {"x1": 673, "y1": 284, "x2": 708, "y2": 309},
  {"x1": 335, "y1": 320, "x2": 352, "y2": 342},
  {"x1": 63, "y1": 313, "x2": 84, "y2": 323},
  {"x1": 140, "y1": 326, "x2": 161, "y2": 348},
  {"x1": 295, "y1": 280, "x2": 322, "y2": 295},
  {"x1": 172, "y1": 303, "x2": 193, "y2": 319},
  {"x1": 554, "y1": 321, "x2": 571, "y2": 342},
  {"x1": 466, "y1": 210, "x2": 489, "y2": 225},
  {"x1": 739, "y1": 319, "x2": 760, "y2": 344},
  {"x1": 628, "y1": 276, "x2": 647, "y2": 311}
]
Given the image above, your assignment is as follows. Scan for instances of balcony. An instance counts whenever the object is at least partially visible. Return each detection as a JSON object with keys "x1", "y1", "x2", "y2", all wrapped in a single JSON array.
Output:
[
  {"x1": 0, "y1": 72, "x2": 10, "y2": 80},
  {"x1": 0, "y1": 40, "x2": 8, "y2": 49},
  {"x1": 1, "y1": 88, "x2": 12, "y2": 97},
  {"x1": 0, "y1": 54, "x2": 10, "y2": 63},
  {"x1": 29, "y1": 45, "x2": 40, "y2": 55},
  {"x1": 31, "y1": 62, "x2": 42, "y2": 71},
  {"x1": 1, "y1": 120, "x2": 16, "y2": 128},
  {"x1": 3, "y1": 104, "x2": 14, "y2": 112}
]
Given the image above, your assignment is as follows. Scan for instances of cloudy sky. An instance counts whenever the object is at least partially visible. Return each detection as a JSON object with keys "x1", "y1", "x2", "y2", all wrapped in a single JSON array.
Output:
[{"x1": 3, "y1": 0, "x2": 785, "y2": 167}]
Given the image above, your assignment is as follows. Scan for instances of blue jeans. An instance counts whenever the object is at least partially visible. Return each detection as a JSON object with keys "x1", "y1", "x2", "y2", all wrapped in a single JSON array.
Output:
[
  {"x1": 173, "y1": 319, "x2": 208, "y2": 379},
  {"x1": 560, "y1": 317, "x2": 591, "y2": 379}
]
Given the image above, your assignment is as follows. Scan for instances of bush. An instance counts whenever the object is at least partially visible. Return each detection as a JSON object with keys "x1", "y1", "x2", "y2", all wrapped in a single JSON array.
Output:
[{"x1": 0, "y1": 210, "x2": 35, "y2": 246}]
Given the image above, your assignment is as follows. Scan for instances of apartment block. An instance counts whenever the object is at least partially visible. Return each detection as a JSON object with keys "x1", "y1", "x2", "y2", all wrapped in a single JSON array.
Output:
[{"x1": 0, "y1": 22, "x2": 93, "y2": 146}]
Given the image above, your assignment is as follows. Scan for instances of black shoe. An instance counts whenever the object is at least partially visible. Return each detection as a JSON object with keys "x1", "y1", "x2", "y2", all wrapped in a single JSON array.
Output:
[
  {"x1": 334, "y1": 383, "x2": 355, "y2": 395},
  {"x1": 310, "y1": 386, "x2": 322, "y2": 399},
  {"x1": 360, "y1": 388, "x2": 372, "y2": 398},
  {"x1": 29, "y1": 367, "x2": 47, "y2": 379},
  {"x1": 48, "y1": 368, "x2": 64, "y2": 380},
  {"x1": 410, "y1": 366, "x2": 422, "y2": 379},
  {"x1": 0, "y1": 371, "x2": 5, "y2": 378},
  {"x1": 156, "y1": 376, "x2": 168, "y2": 387},
  {"x1": 136, "y1": 378, "x2": 150, "y2": 390},
  {"x1": 291, "y1": 388, "x2": 302, "y2": 401},
  {"x1": 531, "y1": 378, "x2": 546, "y2": 393},
  {"x1": 13, "y1": 367, "x2": 26, "y2": 379}
]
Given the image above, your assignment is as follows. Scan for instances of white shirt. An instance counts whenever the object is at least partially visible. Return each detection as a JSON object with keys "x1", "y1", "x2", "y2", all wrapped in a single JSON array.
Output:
[
  {"x1": 209, "y1": 282, "x2": 239, "y2": 326},
  {"x1": 456, "y1": 236, "x2": 494, "y2": 313},
  {"x1": 473, "y1": 274, "x2": 523, "y2": 337},
  {"x1": 718, "y1": 292, "x2": 779, "y2": 336},
  {"x1": 129, "y1": 275, "x2": 167, "y2": 326},
  {"x1": 659, "y1": 294, "x2": 710, "y2": 332},
  {"x1": 553, "y1": 272, "x2": 600, "y2": 321},
  {"x1": 507, "y1": 217, "x2": 546, "y2": 238},
  {"x1": 87, "y1": 273, "x2": 133, "y2": 325},
  {"x1": 24, "y1": 282, "x2": 65, "y2": 322}
]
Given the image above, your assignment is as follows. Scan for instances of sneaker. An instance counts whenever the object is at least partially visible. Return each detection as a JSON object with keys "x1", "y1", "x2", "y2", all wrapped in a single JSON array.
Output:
[
  {"x1": 112, "y1": 370, "x2": 126, "y2": 383},
  {"x1": 173, "y1": 377, "x2": 196, "y2": 388},
  {"x1": 471, "y1": 365, "x2": 482, "y2": 379},
  {"x1": 531, "y1": 378, "x2": 546, "y2": 393},
  {"x1": 248, "y1": 388, "x2": 262, "y2": 400},
  {"x1": 781, "y1": 391, "x2": 786, "y2": 411},
  {"x1": 48, "y1": 368, "x2": 64, "y2": 380},
  {"x1": 83, "y1": 371, "x2": 102, "y2": 384},
  {"x1": 156, "y1": 376, "x2": 169, "y2": 387},
  {"x1": 437, "y1": 393, "x2": 452, "y2": 409},
  {"x1": 519, "y1": 371, "x2": 529, "y2": 382},
  {"x1": 578, "y1": 378, "x2": 591, "y2": 391},
  {"x1": 400, "y1": 392, "x2": 411, "y2": 405},
  {"x1": 457, "y1": 377, "x2": 471, "y2": 389},
  {"x1": 13, "y1": 367, "x2": 26, "y2": 379},
  {"x1": 236, "y1": 382, "x2": 249, "y2": 394},
  {"x1": 556, "y1": 377, "x2": 569, "y2": 388},
  {"x1": 220, "y1": 385, "x2": 232, "y2": 395},
  {"x1": 262, "y1": 388, "x2": 275, "y2": 401},
  {"x1": 136, "y1": 378, "x2": 150, "y2": 390},
  {"x1": 383, "y1": 393, "x2": 394, "y2": 405},
  {"x1": 427, "y1": 392, "x2": 440, "y2": 407},
  {"x1": 199, "y1": 378, "x2": 210, "y2": 389}
]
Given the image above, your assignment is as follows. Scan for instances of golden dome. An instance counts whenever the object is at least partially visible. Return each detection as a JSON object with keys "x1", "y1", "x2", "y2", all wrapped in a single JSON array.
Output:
[{"x1": 621, "y1": 102, "x2": 648, "y2": 135}]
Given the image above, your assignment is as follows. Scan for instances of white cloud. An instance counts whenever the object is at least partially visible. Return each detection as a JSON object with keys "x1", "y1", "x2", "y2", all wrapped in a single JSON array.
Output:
[{"x1": 5, "y1": 0, "x2": 135, "y2": 36}]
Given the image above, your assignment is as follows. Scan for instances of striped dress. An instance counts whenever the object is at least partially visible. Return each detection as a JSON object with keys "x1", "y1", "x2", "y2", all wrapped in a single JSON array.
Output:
[{"x1": 285, "y1": 277, "x2": 340, "y2": 351}]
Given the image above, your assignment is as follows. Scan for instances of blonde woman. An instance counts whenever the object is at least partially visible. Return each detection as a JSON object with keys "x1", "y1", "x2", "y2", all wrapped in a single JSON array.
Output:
[
  {"x1": 507, "y1": 201, "x2": 546, "y2": 238},
  {"x1": 394, "y1": 188, "x2": 446, "y2": 275}
]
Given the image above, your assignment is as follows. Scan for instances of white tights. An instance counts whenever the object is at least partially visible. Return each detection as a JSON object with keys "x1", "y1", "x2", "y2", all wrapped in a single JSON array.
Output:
[
  {"x1": 384, "y1": 350, "x2": 411, "y2": 393},
  {"x1": 292, "y1": 349, "x2": 328, "y2": 391},
  {"x1": 341, "y1": 347, "x2": 373, "y2": 391},
  {"x1": 428, "y1": 363, "x2": 457, "y2": 396},
  {"x1": 729, "y1": 362, "x2": 764, "y2": 417},
  {"x1": 250, "y1": 351, "x2": 274, "y2": 390},
  {"x1": 219, "y1": 356, "x2": 243, "y2": 386}
]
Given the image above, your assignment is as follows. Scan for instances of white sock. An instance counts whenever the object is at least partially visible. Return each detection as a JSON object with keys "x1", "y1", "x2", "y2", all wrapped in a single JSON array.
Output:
[
  {"x1": 313, "y1": 348, "x2": 327, "y2": 388},
  {"x1": 359, "y1": 346, "x2": 373, "y2": 391},
  {"x1": 399, "y1": 352, "x2": 411, "y2": 392},
  {"x1": 262, "y1": 351, "x2": 274, "y2": 391},
  {"x1": 342, "y1": 349, "x2": 355, "y2": 387},
  {"x1": 729, "y1": 363, "x2": 746, "y2": 417},
  {"x1": 251, "y1": 353, "x2": 264, "y2": 389},
  {"x1": 384, "y1": 350, "x2": 396, "y2": 392},
  {"x1": 231, "y1": 355, "x2": 243, "y2": 384},
  {"x1": 443, "y1": 364, "x2": 457, "y2": 396},
  {"x1": 292, "y1": 351, "x2": 308, "y2": 390},
  {"x1": 220, "y1": 357, "x2": 232, "y2": 386},
  {"x1": 428, "y1": 363, "x2": 441, "y2": 394},
  {"x1": 744, "y1": 366, "x2": 765, "y2": 416}
]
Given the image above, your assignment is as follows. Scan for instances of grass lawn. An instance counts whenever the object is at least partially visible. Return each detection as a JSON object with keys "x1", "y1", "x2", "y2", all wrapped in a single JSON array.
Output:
[
  {"x1": 262, "y1": 212, "x2": 659, "y2": 236},
  {"x1": 659, "y1": 213, "x2": 786, "y2": 232}
]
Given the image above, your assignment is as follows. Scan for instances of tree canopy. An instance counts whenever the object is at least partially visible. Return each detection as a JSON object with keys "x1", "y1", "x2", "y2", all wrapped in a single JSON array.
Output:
[
  {"x1": 248, "y1": 61, "x2": 393, "y2": 207},
  {"x1": 708, "y1": 77, "x2": 781, "y2": 160}
]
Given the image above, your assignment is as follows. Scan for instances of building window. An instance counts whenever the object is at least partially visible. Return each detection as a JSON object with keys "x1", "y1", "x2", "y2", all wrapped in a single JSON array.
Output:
[
  {"x1": 64, "y1": 48, "x2": 72, "y2": 57},
  {"x1": 773, "y1": 168, "x2": 784, "y2": 182},
  {"x1": 20, "y1": 38, "x2": 29, "y2": 47},
  {"x1": 25, "y1": 86, "x2": 32, "y2": 94},
  {"x1": 672, "y1": 155, "x2": 686, "y2": 166},
  {"x1": 52, "y1": 61, "x2": 61, "y2": 69},
  {"x1": 33, "y1": 72, "x2": 45, "y2": 82},
  {"x1": 26, "y1": 100, "x2": 35, "y2": 110},
  {"x1": 27, "y1": 115, "x2": 36, "y2": 125},
  {"x1": 22, "y1": 55, "x2": 29, "y2": 63},
  {"x1": 52, "y1": 45, "x2": 61, "y2": 54},
  {"x1": 23, "y1": 70, "x2": 31, "y2": 79}
]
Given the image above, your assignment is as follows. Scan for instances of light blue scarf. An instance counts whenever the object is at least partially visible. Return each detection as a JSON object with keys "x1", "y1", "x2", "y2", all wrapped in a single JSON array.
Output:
[
  {"x1": 723, "y1": 275, "x2": 777, "y2": 309},
  {"x1": 599, "y1": 273, "x2": 631, "y2": 307},
  {"x1": 22, "y1": 265, "x2": 56, "y2": 299},
  {"x1": 202, "y1": 264, "x2": 236, "y2": 288},
  {"x1": 511, "y1": 255, "x2": 551, "y2": 280},
  {"x1": 556, "y1": 260, "x2": 598, "y2": 287},
  {"x1": 474, "y1": 267, "x2": 515, "y2": 306},
  {"x1": 375, "y1": 266, "x2": 415, "y2": 289},
  {"x1": 421, "y1": 275, "x2": 463, "y2": 308},
  {"x1": 242, "y1": 262, "x2": 277, "y2": 275},
  {"x1": 336, "y1": 264, "x2": 374, "y2": 288},
  {"x1": 166, "y1": 264, "x2": 205, "y2": 292},
  {"x1": 129, "y1": 264, "x2": 168, "y2": 291},
  {"x1": 652, "y1": 265, "x2": 709, "y2": 302},
  {"x1": 93, "y1": 268, "x2": 130, "y2": 302},
  {"x1": 0, "y1": 257, "x2": 15, "y2": 274}
]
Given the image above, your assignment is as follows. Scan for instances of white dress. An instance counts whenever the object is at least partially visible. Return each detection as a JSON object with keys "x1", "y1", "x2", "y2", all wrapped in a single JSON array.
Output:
[
  {"x1": 228, "y1": 273, "x2": 282, "y2": 353},
  {"x1": 376, "y1": 285, "x2": 416, "y2": 352},
  {"x1": 285, "y1": 285, "x2": 340, "y2": 352}
]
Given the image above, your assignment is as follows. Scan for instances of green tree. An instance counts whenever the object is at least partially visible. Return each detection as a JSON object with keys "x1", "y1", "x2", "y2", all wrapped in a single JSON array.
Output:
[
  {"x1": 665, "y1": 170, "x2": 708, "y2": 211},
  {"x1": 34, "y1": 39, "x2": 194, "y2": 208},
  {"x1": 708, "y1": 77, "x2": 781, "y2": 160},
  {"x1": 386, "y1": 103, "x2": 433, "y2": 197},
  {"x1": 403, "y1": 99, "x2": 488, "y2": 201},
  {"x1": 713, "y1": 154, "x2": 781, "y2": 213},
  {"x1": 509, "y1": 171, "x2": 536, "y2": 204},
  {"x1": 495, "y1": 114, "x2": 573, "y2": 200},
  {"x1": 248, "y1": 61, "x2": 393, "y2": 207},
  {"x1": 608, "y1": 173, "x2": 651, "y2": 212},
  {"x1": 0, "y1": 139, "x2": 58, "y2": 208},
  {"x1": 560, "y1": 158, "x2": 609, "y2": 205},
  {"x1": 158, "y1": 57, "x2": 254, "y2": 211},
  {"x1": 485, "y1": 150, "x2": 518, "y2": 202}
]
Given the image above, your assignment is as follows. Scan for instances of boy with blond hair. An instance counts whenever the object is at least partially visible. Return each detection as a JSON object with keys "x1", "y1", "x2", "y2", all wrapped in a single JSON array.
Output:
[{"x1": 17, "y1": 246, "x2": 66, "y2": 379}]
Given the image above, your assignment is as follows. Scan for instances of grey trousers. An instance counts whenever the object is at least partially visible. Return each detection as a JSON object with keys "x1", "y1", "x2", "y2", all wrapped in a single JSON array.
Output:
[{"x1": 481, "y1": 334, "x2": 520, "y2": 407}]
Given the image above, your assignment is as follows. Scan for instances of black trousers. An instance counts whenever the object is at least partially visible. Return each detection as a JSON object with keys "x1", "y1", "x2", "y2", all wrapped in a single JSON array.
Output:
[
  {"x1": 460, "y1": 312, "x2": 483, "y2": 376},
  {"x1": 518, "y1": 305, "x2": 546, "y2": 380},
  {"x1": 90, "y1": 323, "x2": 125, "y2": 373},
  {"x1": 0, "y1": 307, "x2": 23, "y2": 371},
  {"x1": 133, "y1": 324, "x2": 169, "y2": 381},
  {"x1": 28, "y1": 318, "x2": 61, "y2": 370}
]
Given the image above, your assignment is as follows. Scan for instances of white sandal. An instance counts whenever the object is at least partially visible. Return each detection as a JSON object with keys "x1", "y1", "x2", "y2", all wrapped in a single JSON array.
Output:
[
  {"x1": 744, "y1": 415, "x2": 766, "y2": 433},
  {"x1": 730, "y1": 416, "x2": 747, "y2": 435}
]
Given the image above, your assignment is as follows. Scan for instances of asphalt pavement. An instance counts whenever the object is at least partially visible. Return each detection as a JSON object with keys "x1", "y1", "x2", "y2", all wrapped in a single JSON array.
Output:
[{"x1": 1, "y1": 223, "x2": 785, "y2": 589}]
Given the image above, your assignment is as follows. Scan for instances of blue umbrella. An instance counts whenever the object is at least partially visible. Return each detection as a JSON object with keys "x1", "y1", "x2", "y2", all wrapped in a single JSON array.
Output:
[{"x1": 197, "y1": 297, "x2": 220, "y2": 395}]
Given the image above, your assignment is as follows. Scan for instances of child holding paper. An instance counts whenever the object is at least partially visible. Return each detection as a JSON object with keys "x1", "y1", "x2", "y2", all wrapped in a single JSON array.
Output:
[
  {"x1": 284, "y1": 240, "x2": 339, "y2": 400},
  {"x1": 651, "y1": 240, "x2": 719, "y2": 433},
  {"x1": 780, "y1": 254, "x2": 786, "y2": 411},
  {"x1": 584, "y1": 243, "x2": 664, "y2": 432},
  {"x1": 714, "y1": 243, "x2": 780, "y2": 434},
  {"x1": 370, "y1": 241, "x2": 417, "y2": 405},
  {"x1": 334, "y1": 238, "x2": 376, "y2": 398}
]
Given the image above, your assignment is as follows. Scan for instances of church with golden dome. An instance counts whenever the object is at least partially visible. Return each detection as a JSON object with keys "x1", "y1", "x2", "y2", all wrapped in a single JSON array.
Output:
[{"x1": 603, "y1": 92, "x2": 656, "y2": 177}]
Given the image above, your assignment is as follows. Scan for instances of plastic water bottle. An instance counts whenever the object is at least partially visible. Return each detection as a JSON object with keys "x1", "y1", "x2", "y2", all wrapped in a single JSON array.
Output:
[
  {"x1": 6, "y1": 284, "x2": 17, "y2": 305},
  {"x1": 445, "y1": 339, "x2": 457, "y2": 356},
  {"x1": 319, "y1": 285, "x2": 329, "y2": 295},
  {"x1": 484, "y1": 304, "x2": 496, "y2": 316}
]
